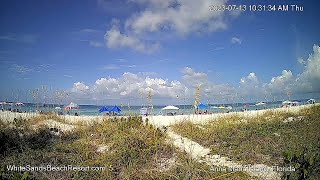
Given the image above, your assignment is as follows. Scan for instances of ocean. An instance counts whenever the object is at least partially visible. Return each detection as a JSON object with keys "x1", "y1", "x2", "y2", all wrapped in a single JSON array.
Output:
[{"x1": 1, "y1": 99, "x2": 316, "y2": 116}]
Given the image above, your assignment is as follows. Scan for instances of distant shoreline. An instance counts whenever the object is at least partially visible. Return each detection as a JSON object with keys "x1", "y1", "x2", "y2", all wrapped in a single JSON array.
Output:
[{"x1": 1, "y1": 103, "x2": 318, "y2": 126}]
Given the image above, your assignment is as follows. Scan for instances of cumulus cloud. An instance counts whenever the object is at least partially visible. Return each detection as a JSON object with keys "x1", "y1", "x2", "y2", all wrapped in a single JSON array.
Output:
[
  {"x1": 239, "y1": 72, "x2": 260, "y2": 97},
  {"x1": 68, "y1": 72, "x2": 187, "y2": 104},
  {"x1": 72, "y1": 82, "x2": 89, "y2": 93},
  {"x1": 67, "y1": 44, "x2": 320, "y2": 104},
  {"x1": 104, "y1": 25, "x2": 160, "y2": 53},
  {"x1": 181, "y1": 67, "x2": 235, "y2": 100},
  {"x1": 240, "y1": 73, "x2": 258, "y2": 87},
  {"x1": 126, "y1": 0, "x2": 227, "y2": 35},
  {"x1": 67, "y1": 67, "x2": 240, "y2": 104},
  {"x1": 295, "y1": 44, "x2": 320, "y2": 92},
  {"x1": 103, "y1": 0, "x2": 229, "y2": 53},
  {"x1": 267, "y1": 70, "x2": 294, "y2": 94},
  {"x1": 95, "y1": 72, "x2": 185, "y2": 99},
  {"x1": 181, "y1": 67, "x2": 208, "y2": 87}
]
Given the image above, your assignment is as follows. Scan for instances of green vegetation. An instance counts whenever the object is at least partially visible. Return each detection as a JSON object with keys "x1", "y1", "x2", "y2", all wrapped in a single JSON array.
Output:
[
  {"x1": 172, "y1": 105, "x2": 320, "y2": 179},
  {"x1": 1, "y1": 115, "x2": 250, "y2": 179}
]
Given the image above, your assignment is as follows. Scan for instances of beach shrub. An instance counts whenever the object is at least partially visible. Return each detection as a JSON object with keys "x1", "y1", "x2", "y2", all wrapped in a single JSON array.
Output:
[
  {"x1": 282, "y1": 148, "x2": 320, "y2": 179},
  {"x1": 0, "y1": 127, "x2": 25, "y2": 154},
  {"x1": 0, "y1": 126, "x2": 53, "y2": 155}
]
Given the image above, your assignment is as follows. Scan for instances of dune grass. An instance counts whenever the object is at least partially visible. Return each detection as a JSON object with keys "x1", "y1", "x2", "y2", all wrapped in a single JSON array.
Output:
[
  {"x1": 0, "y1": 115, "x2": 251, "y2": 179},
  {"x1": 171, "y1": 105, "x2": 320, "y2": 179}
]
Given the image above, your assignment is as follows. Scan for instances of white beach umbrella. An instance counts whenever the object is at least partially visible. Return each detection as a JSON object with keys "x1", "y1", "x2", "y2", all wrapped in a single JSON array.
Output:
[
  {"x1": 67, "y1": 102, "x2": 79, "y2": 108},
  {"x1": 15, "y1": 102, "x2": 24, "y2": 106},
  {"x1": 162, "y1": 105, "x2": 179, "y2": 110},
  {"x1": 282, "y1": 100, "x2": 292, "y2": 105},
  {"x1": 255, "y1": 102, "x2": 266, "y2": 106}
]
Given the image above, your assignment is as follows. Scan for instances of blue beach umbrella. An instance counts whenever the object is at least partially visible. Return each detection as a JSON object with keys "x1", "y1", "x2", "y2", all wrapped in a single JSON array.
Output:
[
  {"x1": 108, "y1": 105, "x2": 122, "y2": 114},
  {"x1": 99, "y1": 106, "x2": 108, "y2": 113},
  {"x1": 197, "y1": 103, "x2": 209, "y2": 109}
]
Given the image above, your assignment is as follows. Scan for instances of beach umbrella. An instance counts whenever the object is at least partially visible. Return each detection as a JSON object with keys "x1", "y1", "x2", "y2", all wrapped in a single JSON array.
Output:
[
  {"x1": 255, "y1": 102, "x2": 266, "y2": 106},
  {"x1": 15, "y1": 102, "x2": 24, "y2": 106},
  {"x1": 108, "y1": 105, "x2": 122, "y2": 114},
  {"x1": 64, "y1": 102, "x2": 79, "y2": 111},
  {"x1": 99, "y1": 106, "x2": 108, "y2": 113},
  {"x1": 197, "y1": 103, "x2": 209, "y2": 109},
  {"x1": 282, "y1": 100, "x2": 292, "y2": 105},
  {"x1": 67, "y1": 102, "x2": 79, "y2": 108},
  {"x1": 162, "y1": 105, "x2": 179, "y2": 116},
  {"x1": 162, "y1": 105, "x2": 179, "y2": 110}
]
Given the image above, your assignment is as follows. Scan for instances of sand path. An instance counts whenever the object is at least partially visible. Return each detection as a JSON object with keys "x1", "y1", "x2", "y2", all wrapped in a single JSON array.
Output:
[{"x1": 166, "y1": 129, "x2": 281, "y2": 180}]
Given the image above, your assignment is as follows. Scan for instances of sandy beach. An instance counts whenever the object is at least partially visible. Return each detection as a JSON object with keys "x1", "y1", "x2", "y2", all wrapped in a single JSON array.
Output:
[
  {"x1": 144, "y1": 103, "x2": 318, "y2": 128},
  {"x1": 1, "y1": 103, "x2": 317, "y2": 126}
]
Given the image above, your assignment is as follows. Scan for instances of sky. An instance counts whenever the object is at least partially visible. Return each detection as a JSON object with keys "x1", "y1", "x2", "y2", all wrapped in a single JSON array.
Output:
[{"x1": 0, "y1": 0, "x2": 319, "y2": 105}]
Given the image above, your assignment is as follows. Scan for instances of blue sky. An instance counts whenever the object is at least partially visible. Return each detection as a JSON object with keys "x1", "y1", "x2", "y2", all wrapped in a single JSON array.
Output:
[{"x1": 0, "y1": 0, "x2": 319, "y2": 105}]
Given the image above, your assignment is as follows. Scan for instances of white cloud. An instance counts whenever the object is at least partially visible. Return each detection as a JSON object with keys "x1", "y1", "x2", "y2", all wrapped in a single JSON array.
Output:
[
  {"x1": 127, "y1": 65, "x2": 137, "y2": 68},
  {"x1": 298, "y1": 57, "x2": 306, "y2": 65},
  {"x1": 181, "y1": 67, "x2": 208, "y2": 88},
  {"x1": 229, "y1": 9, "x2": 242, "y2": 17},
  {"x1": 72, "y1": 82, "x2": 89, "y2": 93},
  {"x1": 295, "y1": 44, "x2": 320, "y2": 92},
  {"x1": 239, "y1": 72, "x2": 260, "y2": 98},
  {"x1": 102, "y1": 64, "x2": 121, "y2": 70},
  {"x1": 267, "y1": 70, "x2": 294, "y2": 94},
  {"x1": 240, "y1": 72, "x2": 258, "y2": 87},
  {"x1": 80, "y1": 28, "x2": 101, "y2": 33},
  {"x1": 91, "y1": 72, "x2": 186, "y2": 101},
  {"x1": 104, "y1": 0, "x2": 229, "y2": 53},
  {"x1": 126, "y1": 0, "x2": 227, "y2": 35},
  {"x1": 36, "y1": 64, "x2": 54, "y2": 72},
  {"x1": 11, "y1": 64, "x2": 33, "y2": 73},
  {"x1": 66, "y1": 44, "x2": 320, "y2": 104},
  {"x1": 64, "y1": 75, "x2": 73, "y2": 78},
  {"x1": 104, "y1": 26, "x2": 160, "y2": 53},
  {"x1": 117, "y1": 58, "x2": 127, "y2": 62},
  {"x1": 265, "y1": 45, "x2": 320, "y2": 95},
  {"x1": 181, "y1": 67, "x2": 235, "y2": 100},
  {"x1": 231, "y1": 37, "x2": 242, "y2": 44}
]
